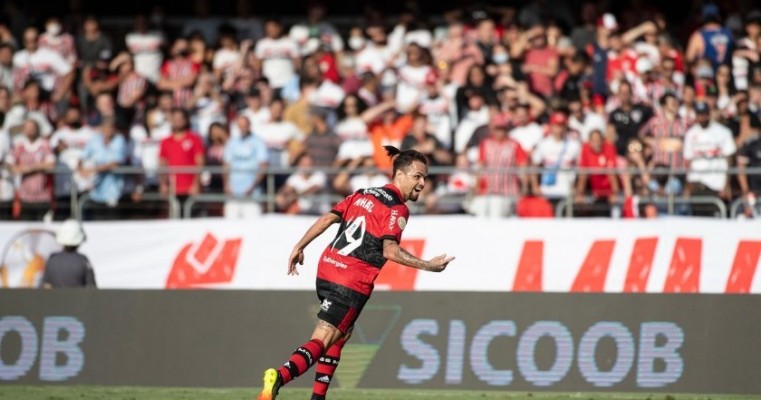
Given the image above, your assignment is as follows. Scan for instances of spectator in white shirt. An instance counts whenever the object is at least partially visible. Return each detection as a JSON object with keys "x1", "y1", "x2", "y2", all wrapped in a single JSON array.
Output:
[
  {"x1": 531, "y1": 112, "x2": 582, "y2": 202},
  {"x1": 256, "y1": 97, "x2": 304, "y2": 169},
  {"x1": 683, "y1": 102, "x2": 736, "y2": 213},
  {"x1": 0, "y1": 43, "x2": 12, "y2": 91},
  {"x1": 50, "y1": 106, "x2": 95, "y2": 210},
  {"x1": 230, "y1": 87, "x2": 270, "y2": 139},
  {"x1": 568, "y1": 98, "x2": 606, "y2": 142},
  {"x1": 275, "y1": 153, "x2": 328, "y2": 215},
  {"x1": 332, "y1": 155, "x2": 390, "y2": 195},
  {"x1": 254, "y1": 20, "x2": 300, "y2": 90},
  {"x1": 12, "y1": 27, "x2": 74, "y2": 105},
  {"x1": 125, "y1": 15, "x2": 165, "y2": 84},
  {"x1": 509, "y1": 104, "x2": 544, "y2": 153}
]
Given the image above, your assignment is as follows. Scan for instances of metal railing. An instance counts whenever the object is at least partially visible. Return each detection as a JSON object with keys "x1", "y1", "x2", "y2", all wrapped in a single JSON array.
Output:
[{"x1": 2, "y1": 165, "x2": 761, "y2": 221}]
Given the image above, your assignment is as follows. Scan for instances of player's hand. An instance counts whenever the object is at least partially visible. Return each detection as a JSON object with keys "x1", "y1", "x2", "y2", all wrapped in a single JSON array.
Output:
[
  {"x1": 428, "y1": 254, "x2": 455, "y2": 272},
  {"x1": 288, "y1": 247, "x2": 304, "y2": 276}
]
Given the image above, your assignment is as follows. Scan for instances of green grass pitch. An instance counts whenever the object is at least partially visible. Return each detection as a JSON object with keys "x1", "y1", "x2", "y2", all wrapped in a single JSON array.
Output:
[{"x1": 1, "y1": 386, "x2": 759, "y2": 400}]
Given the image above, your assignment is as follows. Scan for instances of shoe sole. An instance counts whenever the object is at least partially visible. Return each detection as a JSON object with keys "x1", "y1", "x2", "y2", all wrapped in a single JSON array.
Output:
[{"x1": 256, "y1": 368, "x2": 279, "y2": 400}]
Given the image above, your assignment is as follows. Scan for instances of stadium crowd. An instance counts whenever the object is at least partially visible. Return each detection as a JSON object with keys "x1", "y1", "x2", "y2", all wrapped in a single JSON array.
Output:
[{"x1": 1, "y1": 0, "x2": 761, "y2": 220}]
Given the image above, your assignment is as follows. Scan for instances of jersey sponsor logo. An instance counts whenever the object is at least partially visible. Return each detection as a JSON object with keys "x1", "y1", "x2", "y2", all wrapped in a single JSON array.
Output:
[
  {"x1": 165, "y1": 232, "x2": 242, "y2": 289},
  {"x1": 322, "y1": 256, "x2": 348, "y2": 269},
  {"x1": 353, "y1": 197, "x2": 376, "y2": 213},
  {"x1": 364, "y1": 188, "x2": 394, "y2": 202},
  {"x1": 320, "y1": 299, "x2": 332, "y2": 312}
]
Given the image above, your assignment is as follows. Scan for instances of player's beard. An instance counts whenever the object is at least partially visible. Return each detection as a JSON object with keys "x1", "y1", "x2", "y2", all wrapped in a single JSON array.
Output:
[{"x1": 409, "y1": 185, "x2": 423, "y2": 202}]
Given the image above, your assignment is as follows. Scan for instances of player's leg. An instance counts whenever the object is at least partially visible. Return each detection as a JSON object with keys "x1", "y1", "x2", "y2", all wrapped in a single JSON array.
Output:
[
  {"x1": 257, "y1": 321, "x2": 342, "y2": 400},
  {"x1": 311, "y1": 328, "x2": 353, "y2": 400}
]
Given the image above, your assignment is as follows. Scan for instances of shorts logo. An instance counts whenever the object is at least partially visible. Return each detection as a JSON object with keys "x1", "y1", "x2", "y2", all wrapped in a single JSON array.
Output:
[
  {"x1": 320, "y1": 299, "x2": 332, "y2": 312},
  {"x1": 398, "y1": 217, "x2": 407, "y2": 231}
]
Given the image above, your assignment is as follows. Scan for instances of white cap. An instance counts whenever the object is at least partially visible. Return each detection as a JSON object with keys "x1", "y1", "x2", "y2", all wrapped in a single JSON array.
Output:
[
  {"x1": 636, "y1": 57, "x2": 654, "y2": 74},
  {"x1": 56, "y1": 219, "x2": 86, "y2": 247},
  {"x1": 289, "y1": 25, "x2": 309, "y2": 44}
]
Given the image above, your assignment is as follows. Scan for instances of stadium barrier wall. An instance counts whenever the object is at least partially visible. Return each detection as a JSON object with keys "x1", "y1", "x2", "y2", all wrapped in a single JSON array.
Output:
[
  {"x1": 2, "y1": 217, "x2": 761, "y2": 293},
  {"x1": 0, "y1": 290, "x2": 760, "y2": 394}
]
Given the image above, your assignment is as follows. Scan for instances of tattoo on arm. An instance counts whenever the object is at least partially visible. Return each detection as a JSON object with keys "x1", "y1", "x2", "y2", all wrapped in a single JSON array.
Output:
[{"x1": 384, "y1": 240, "x2": 432, "y2": 271}]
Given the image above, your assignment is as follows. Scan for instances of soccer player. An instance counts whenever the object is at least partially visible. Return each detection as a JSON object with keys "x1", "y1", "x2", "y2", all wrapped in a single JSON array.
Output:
[{"x1": 257, "y1": 146, "x2": 455, "y2": 400}]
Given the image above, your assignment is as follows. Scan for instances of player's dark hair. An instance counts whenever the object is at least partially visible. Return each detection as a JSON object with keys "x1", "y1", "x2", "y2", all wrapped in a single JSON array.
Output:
[{"x1": 384, "y1": 145, "x2": 428, "y2": 175}]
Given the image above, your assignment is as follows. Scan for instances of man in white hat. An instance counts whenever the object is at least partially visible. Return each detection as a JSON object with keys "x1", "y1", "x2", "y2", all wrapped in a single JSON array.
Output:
[{"x1": 41, "y1": 219, "x2": 96, "y2": 288}]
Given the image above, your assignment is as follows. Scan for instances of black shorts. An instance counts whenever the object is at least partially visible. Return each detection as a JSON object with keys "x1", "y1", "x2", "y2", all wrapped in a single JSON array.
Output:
[{"x1": 316, "y1": 278, "x2": 369, "y2": 334}]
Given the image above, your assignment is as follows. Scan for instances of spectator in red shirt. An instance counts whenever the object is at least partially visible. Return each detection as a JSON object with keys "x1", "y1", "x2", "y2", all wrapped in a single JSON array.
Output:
[
  {"x1": 521, "y1": 24, "x2": 559, "y2": 99},
  {"x1": 575, "y1": 129, "x2": 620, "y2": 216},
  {"x1": 159, "y1": 108, "x2": 205, "y2": 218}
]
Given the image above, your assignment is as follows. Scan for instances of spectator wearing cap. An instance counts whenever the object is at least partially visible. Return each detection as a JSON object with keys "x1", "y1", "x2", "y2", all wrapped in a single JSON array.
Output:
[
  {"x1": 469, "y1": 113, "x2": 528, "y2": 218},
  {"x1": 531, "y1": 111, "x2": 582, "y2": 205},
  {"x1": 508, "y1": 104, "x2": 543, "y2": 153},
  {"x1": 683, "y1": 102, "x2": 736, "y2": 215},
  {"x1": 686, "y1": 3, "x2": 734, "y2": 68},
  {"x1": 608, "y1": 81, "x2": 654, "y2": 156},
  {"x1": 639, "y1": 93, "x2": 690, "y2": 172},
  {"x1": 230, "y1": 87, "x2": 271, "y2": 139},
  {"x1": 42, "y1": 219, "x2": 96, "y2": 288}
]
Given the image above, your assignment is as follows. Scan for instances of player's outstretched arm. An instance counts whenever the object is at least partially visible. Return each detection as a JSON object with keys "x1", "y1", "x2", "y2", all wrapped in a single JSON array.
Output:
[
  {"x1": 288, "y1": 212, "x2": 341, "y2": 275},
  {"x1": 382, "y1": 239, "x2": 455, "y2": 272}
]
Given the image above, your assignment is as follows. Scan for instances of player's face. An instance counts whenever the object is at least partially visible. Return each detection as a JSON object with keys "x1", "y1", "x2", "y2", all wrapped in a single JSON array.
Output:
[{"x1": 399, "y1": 161, "x2": 428, "y2": 202}]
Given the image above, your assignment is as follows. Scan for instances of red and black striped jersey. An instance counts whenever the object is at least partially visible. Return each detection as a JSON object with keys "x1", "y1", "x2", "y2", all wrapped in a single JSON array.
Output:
[{"x1": 317, "y1": 184, "x2": 409, "y2": 297}]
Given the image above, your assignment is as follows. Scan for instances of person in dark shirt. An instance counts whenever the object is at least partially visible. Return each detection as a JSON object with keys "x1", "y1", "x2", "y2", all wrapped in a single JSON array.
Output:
[
  {"x1": 608, "y1": 81, "x2": 654, "y2": 156},
  {"x1": 41, "y1": 219, "x2": 96, "y2": 288}
]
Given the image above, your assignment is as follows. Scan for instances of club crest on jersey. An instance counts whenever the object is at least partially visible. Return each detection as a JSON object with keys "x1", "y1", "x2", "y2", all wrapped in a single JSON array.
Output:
[{"x1": 398, "y1": 217, "x2": 407, "y2": 230}]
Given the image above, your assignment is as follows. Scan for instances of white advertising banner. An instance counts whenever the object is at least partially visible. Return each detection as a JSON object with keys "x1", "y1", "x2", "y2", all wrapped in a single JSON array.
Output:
[{"x1": 1, "y1": 217, "x2": 760, "y2": 293}]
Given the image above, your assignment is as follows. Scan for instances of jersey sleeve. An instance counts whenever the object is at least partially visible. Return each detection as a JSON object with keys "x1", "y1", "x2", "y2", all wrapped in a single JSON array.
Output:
[
  {"x1": 330, "y1": 193, "x2": 355, "y2": 217},
  {"x1": 379, "y1": 205, "x2": 409, "y2": 243}
]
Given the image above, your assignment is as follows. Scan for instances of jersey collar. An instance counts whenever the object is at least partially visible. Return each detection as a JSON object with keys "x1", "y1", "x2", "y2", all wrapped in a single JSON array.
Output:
[{"x1": 384, "y1": 183, "x2": 404, "y2": 202}]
